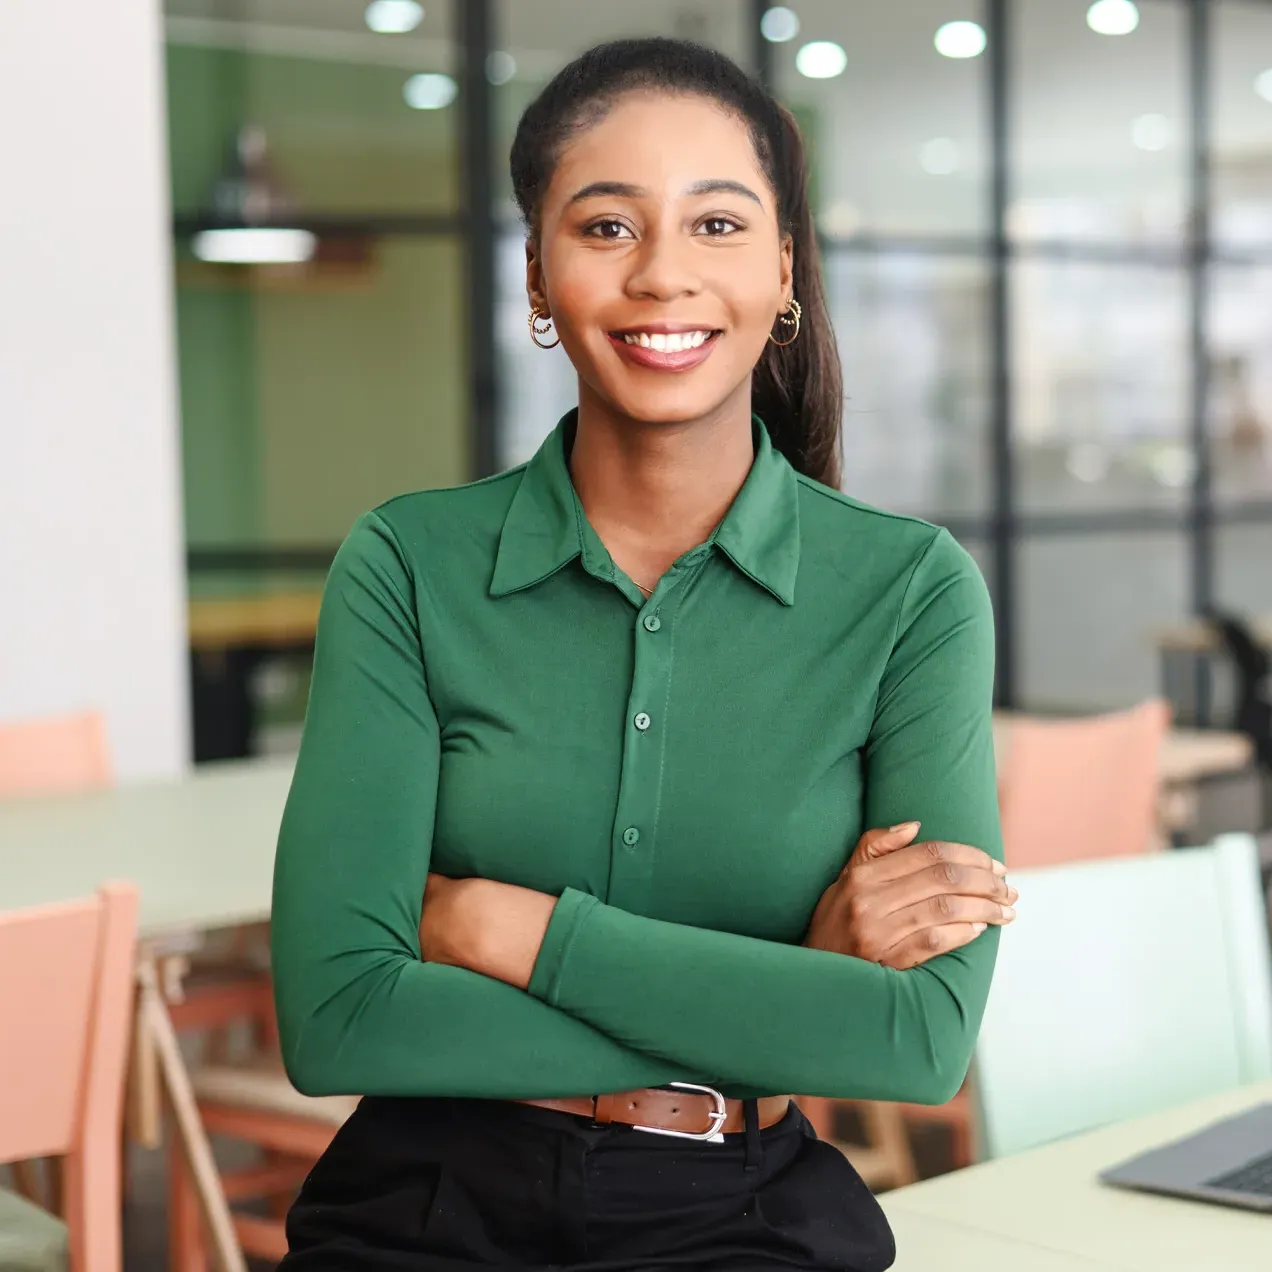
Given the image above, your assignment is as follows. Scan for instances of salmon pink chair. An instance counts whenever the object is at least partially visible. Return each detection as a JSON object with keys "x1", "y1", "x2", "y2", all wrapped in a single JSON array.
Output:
[
  {"x1": 0, "y1": 712, "x2": 111, "y2": 798},
  {"x1": 0, "y1": 883, "x2": 140, "y2": 1272},
  {"x1": 998, "y1": 698, "x2": 1171, "y2": 868}
]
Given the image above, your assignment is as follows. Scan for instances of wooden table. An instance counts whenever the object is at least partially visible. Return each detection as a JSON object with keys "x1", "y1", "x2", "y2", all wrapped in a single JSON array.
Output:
[
  {"x1": 1155, "y1": 616, "x2": 1272, "y2": 727},
  {"x1": 0, "y1": 757, "x2": 293, "y2": 934},
  {"x1": 187, "y1": 594, "x2": 322, "y2": 654},
  {"x1": 187, "y1": 592, "x2": 323, "y2": 763},
  {"x1": 0, "y1": 759, "x2": 294, "y2": 1272},
  {"x1": 882, "y1": 1080, "x2": 1272, "y2": 1270}
]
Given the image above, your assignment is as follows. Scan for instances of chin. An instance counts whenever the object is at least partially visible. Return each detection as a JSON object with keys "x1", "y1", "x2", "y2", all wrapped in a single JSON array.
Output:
[{"x1": 603, "y1": 381, "x2": 739, "y2": 428}]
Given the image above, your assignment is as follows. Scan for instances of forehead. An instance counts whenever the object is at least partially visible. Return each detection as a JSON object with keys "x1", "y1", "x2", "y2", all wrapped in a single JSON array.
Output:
[{"x1": 546, "y1": 91, "x2": 773, "y2": 208}]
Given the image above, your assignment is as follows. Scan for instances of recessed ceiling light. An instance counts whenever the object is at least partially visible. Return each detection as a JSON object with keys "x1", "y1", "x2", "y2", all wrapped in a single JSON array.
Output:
[
  {"x1": 795, "y1": 41, "x2": 847, "y2": 80},
  {"x1": 760, "y1": 6, "x2": 800, "y2": 43},
  {"x1": 486, "y1": 50, "x2": 517, "y2": 85},
  {"x1": 934, "y1": 20, "x2": 986, "y2": 59},
  {"x1": 404, "y1": 72, "x2": 457, "y2": 110},
  {"x1": 1149, "y1": 444, "x2": 1195, "y2": 488},
  {"x1": 919, "y1": 137, "x2": 960, "y2": 175},
  {"x1": 365, "y1": 0, "x2": 423, "y2": 35},
  {"x1": 1131, "y1": 113, "x2": 1170, "y2": 151},
  {"x1": 1066, "y1": 443, "x2": 1109, "y2": 484},
  {"x1": 1086, "y1": 0, "x2": 1139, "y2": 37},
  {"x1": 192, "y1": 228, "x2": 317, "y2": 265},
  {"x1": 1256, "y1": 68, "x2": 1272, "y2": 104}
]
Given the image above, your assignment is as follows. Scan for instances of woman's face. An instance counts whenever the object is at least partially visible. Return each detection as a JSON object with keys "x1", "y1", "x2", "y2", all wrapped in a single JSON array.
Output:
[{"x1": 529, "y1": 91, "x2": 792, "y2": 429}]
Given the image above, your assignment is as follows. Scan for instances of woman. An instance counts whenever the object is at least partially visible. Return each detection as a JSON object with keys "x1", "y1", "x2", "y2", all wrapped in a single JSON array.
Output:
[{"x1": 272, "y1": 37, "x2": 1015, "y2": 1271}]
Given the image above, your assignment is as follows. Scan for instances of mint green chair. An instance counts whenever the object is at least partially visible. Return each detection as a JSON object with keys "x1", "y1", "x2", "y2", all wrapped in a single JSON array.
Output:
[{"x1": 974, "y1": 833, "x2": 1272, "y2": 1159}]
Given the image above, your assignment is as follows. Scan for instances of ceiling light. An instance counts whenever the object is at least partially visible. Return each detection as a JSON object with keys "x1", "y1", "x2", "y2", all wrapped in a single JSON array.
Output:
[
  {"x1": 365, "y1": 0, "x2": 423, "y2": 35},
  {"x1": 404, "y1": 72, "x2": 457, "y2": 110},
  {"x1": 1066, "y1": 443, "x2": 1109, "y2": 484},
  {"x1": 795, "y1": 41, "x2": 847, "y2": 80},
  {"x1": 919, "y1": 137, "x2": 960, "y2": 175},
  {"x1": 1131, "y1": 113, "x2": 1170, "y2": 151},
  {"x1": 760, "y1": 6, "x2": 800, "y2": 43},
  {"x1": 1086, "y1": 0, "x2": 1139, "y2": 36},
  {"x1": 1256, "y1": 69, "x2": 1272, "y2": 104},
  {"x1": 934, "y1": 20, "x2": 986, "y2": 59},
  {"x1": 486, "y1": 50, "x2": 517, "y2": 85},
  {"x1": 192, "y1": 228, "x2": 317, "y2": 265},
  {"x1": 1148, "y1": 444, "x2": 1195, "y2": 489}
]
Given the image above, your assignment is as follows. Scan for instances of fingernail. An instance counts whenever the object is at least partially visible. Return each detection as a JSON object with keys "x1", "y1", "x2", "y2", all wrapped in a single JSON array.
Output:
[
  {"x1": 1007, "y1": 887, "x2": 1019, "y2": 903},
  {"x1": 889, "y1": 821, "x2": 920, "y2": 834},
  {"x1": 992, "y1": 860, "x2": 1008, "y2": 876},
  {"x1": 971, "y1": 922, "x2": 987, "y2": 934},
  {"x1": 1001, "y1": 905, "x2": 1016, "y2": 920}
]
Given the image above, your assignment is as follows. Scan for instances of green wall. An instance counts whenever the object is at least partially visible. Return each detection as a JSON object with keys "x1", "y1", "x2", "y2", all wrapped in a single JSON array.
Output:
[{"x1": 166, "y1": 43, "x2": 466, "y2": 554}]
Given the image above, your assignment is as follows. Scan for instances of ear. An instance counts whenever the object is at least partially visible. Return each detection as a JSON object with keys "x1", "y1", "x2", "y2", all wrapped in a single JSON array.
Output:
[
  {"x1": 525, "y1": 238, "x2": 548, "y2": 315},
  {"x1": 778, "y1": 232, "x2": 794, "y2": 308}
]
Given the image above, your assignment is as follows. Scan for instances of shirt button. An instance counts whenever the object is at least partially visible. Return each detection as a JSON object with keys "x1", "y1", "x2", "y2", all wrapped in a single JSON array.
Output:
[
  {"x1": 633, "y1": 712, "x2": 651, "y2": 732},
  {"x1": 643, "y1": 614, "x2": 661, "y2": 632},
  {"x1": 622, "y1": 826, "x2": 640, "y2": 847}
]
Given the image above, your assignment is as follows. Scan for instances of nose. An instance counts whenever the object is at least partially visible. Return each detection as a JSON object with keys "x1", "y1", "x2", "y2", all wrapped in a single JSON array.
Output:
[{"x1": 623, "y1": 224, "x2": 702, "y2": 303}]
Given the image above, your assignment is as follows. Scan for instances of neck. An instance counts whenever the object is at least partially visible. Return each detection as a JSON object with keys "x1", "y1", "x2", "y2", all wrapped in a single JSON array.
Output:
[{"x1": 568, "y1": 383, "x2": 756, "y2": 581}]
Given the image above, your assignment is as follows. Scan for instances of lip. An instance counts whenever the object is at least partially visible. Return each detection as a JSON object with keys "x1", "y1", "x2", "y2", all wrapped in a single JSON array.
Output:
[{"x1": 607, "y1": 328, "x2": 722, "y2": 372}]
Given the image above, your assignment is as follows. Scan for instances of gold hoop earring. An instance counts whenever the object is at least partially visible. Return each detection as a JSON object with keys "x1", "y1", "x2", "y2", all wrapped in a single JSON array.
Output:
[
  {"x1": 768, "y1": 297, "x2": 802, "y2": 347},
  {"x1": 528, "y1": 305, "x2": 560, "y2": 349}
]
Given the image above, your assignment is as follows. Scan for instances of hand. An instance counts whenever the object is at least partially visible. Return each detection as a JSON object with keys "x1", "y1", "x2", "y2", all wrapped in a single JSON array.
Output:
[
  {"x1": 802, "y1": 822, "x2": 1017, "y2": 970},
  {"x1": 419, "y1": 872, "x2": 558, "y2": 991}
]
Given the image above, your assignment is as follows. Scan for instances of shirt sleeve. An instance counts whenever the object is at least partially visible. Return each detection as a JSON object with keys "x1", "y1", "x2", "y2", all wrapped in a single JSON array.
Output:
[
  {"x1": 271, "y1": 511, "x2": 701, "y2": 1098},
  {"x1": 525, "y1": 528, "x2": 1003, "y2": 1103}
]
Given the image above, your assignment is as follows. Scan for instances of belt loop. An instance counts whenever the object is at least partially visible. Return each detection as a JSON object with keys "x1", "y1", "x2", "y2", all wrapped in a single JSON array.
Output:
[{"x1": 742, "y1": 1098, "x2": 762, "y2": 1174}]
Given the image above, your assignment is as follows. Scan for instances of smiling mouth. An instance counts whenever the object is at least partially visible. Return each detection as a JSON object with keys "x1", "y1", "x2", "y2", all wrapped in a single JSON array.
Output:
[{"x1": 611, "y1": 329, "x2": 722, "y2": 353}]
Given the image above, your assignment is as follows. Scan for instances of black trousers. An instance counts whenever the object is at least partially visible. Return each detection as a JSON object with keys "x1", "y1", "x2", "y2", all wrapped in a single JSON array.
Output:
[{"x1": 280, "y1": 1094, "x2": 895, "y2": 1271}]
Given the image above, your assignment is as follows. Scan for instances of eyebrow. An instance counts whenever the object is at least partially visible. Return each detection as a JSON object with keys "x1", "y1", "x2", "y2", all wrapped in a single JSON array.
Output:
[{"x1": 568, "y1": 178, "x2": 764, "y2": 207}]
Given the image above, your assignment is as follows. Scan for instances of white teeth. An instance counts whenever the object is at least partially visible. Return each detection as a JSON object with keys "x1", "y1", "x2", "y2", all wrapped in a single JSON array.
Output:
[{"x1": 622, "y1": 330, "x2": 712, "y2": 352}]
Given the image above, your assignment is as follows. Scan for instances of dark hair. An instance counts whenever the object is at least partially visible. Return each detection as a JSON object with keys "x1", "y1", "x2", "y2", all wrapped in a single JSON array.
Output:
[{"x1": 510, "y1": 38, "x2": 843, "y2": 489}]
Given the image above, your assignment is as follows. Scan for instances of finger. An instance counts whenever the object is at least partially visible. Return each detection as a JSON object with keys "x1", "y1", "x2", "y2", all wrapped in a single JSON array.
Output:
[
  {"x1": 889, "y1": 893, "x2": 1016, "y2": 940},
  {"x1": 852, "y1": 821, "x2": 922, "y2": 868},
  {"x1": 864, "y1": 839, "x2": 1007, "y2": 888},
  {"x1": 879, "y1": 921, "x2": 991, "y2": 971}
]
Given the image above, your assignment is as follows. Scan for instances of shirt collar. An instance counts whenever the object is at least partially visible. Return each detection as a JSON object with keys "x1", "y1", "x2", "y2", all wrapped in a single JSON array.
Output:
[{"x1": 490, "y1": 409, "x2": 801, "y2": 605}]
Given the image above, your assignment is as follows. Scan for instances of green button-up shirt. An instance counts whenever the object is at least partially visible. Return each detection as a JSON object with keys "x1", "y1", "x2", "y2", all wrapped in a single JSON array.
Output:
[{"x1": 272, "y1": 413, "x2": 1002, "y2": 1102}]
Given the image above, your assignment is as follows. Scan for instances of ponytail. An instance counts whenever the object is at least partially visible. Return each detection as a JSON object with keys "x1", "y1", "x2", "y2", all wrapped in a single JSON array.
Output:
[{"x1": 751, "y1": 105, "x2": 842, "y2": 488}]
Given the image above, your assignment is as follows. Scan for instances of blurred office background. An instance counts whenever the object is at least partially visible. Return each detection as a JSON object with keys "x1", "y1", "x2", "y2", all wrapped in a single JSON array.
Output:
[{"x1": 5, "y1": 0, "x2": 1272, "y2": 772}]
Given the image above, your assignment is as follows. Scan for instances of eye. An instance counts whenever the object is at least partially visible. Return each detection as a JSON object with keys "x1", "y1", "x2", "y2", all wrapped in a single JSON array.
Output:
[
  {"x1": 697, "y1": 217, "x2": 743, "y2": 237},
  {"x1": 585, "y1": 219, "x2": 635, "y2": 240}
]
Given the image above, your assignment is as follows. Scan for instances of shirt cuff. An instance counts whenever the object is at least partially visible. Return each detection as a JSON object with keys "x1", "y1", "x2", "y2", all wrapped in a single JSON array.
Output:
[{"x1": 526, "y1": 887, "x2": 599, "y2": 1004}]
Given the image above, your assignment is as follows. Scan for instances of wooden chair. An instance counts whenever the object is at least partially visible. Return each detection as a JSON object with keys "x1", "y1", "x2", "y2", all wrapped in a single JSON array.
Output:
[
  {"x1": 165, "y1": 980, "x2": 357, "y2": 1269},
  {"x1": 796, "y1": 1097, "x2": 917, "y2": 1190},
  {"x1": 975, "y1": 833, "x2": 1272, "y2": 1158},
  {"x1": 998, "y1": 698, "x2": 1171, "y2": 868},
  {"x1": 893, "y1": 699, "x2": 1173, "y2": 1168},
  {"x1": 1, "y1": 711, "x2": 114, "y2": 1208},
  {"x1": 0, "y1": 710, "x2": 111, "y2": 798},
  {"x1": 0, "y1": 883, "x2": 140, "y2": 1272}
]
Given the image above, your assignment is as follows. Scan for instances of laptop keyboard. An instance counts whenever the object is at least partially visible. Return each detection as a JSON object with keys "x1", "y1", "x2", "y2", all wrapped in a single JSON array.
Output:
[{"x1": 1206, "y1": 1151, "x2": 1272, "y2": 1197}]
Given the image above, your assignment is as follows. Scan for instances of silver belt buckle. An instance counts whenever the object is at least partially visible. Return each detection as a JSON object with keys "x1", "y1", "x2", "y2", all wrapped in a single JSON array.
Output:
[{"x1": 632, "y1": 1082, "x2": 728, "y2": 1143}]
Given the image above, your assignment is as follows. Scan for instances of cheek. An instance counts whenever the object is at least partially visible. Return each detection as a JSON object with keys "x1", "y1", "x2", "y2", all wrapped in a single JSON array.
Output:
[{"x1": 543, "y1": 253, "x2": 608, "y2": 329}]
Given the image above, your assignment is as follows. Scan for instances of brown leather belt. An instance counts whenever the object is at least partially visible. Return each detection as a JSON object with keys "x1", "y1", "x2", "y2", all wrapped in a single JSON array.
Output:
[{"x1": 516, "y1": 1082, "x2": 792, "y2": 1141}]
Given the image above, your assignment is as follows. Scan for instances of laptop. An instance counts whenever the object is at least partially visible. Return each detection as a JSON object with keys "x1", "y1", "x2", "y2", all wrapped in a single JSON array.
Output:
[{"x1": 1100, "y1": 1103, "x2": 1272, "y2": 1213}]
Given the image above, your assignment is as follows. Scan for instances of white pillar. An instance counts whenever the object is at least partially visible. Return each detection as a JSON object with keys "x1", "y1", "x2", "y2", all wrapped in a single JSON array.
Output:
[{"x1": 0, "y1": 1, "x2": 190, "y2": 780}]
